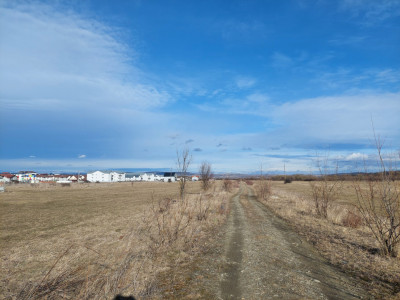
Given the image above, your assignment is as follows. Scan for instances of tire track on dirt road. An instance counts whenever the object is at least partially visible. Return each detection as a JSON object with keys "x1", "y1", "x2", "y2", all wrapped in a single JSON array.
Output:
[
  {"x1": 220, "y1": 189, "x2": 244, "y2": 299},
  {"x1": 220, "y1": 184, "x2": 368, "y2": 299}
]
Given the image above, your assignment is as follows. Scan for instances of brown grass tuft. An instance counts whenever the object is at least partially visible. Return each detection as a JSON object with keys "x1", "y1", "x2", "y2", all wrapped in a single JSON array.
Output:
[
  {"x1": 342, "y1": 211, "x2": 363, "y2": 228},
  {"x1": 0, "y1": 181, "x2": 236, "y2": 299}
]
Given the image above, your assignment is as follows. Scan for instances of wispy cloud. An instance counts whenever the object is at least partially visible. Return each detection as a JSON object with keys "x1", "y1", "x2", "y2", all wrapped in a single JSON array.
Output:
[
  {"x1": 236, "y1": 77, "x2": 256, "y2": 89},
  {"x1": 339, "y1": 0, "x2": 400, "y2": 23},
  {"x1": 311, "y1": 68, "x2": 400, "y2": 90},
  {"x1": 0, "y1": 2, "x2": 171, "y2": 113},
  {"x1": 78, "y1": 155, "x2": 87, "y2": 159},
  {"x1": 328, "y1": 35, "x2": 367, "y2": 46},
  {"x1": 197, "y1": 92, "x2": 271, "y2": 116}
]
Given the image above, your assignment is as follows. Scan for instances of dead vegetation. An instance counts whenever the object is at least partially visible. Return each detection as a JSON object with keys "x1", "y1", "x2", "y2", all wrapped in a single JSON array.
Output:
[
  {"x1": 352, "y1": 133, "x2": 400, "y2": 258},
  {"x1": 309, "y1": 155, "x2": 342, "y2": 219},
  {"x1": 0, "y1": 181, "x2": 236, "y2": 299},
  {"x1": 256, "y1": 181, "x2": 400, "y2": 299},
  {"x1": 253, "y1": 178, "x2": 272, "y2": 202},
  {"x1": 199, "y1": 161, "x2": 213, "y2": 191}
]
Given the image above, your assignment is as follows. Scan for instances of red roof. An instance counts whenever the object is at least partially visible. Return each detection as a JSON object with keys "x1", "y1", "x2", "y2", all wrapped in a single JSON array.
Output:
[{"x1": 1, "y1": 173, "x2": 14, "y2": 178}]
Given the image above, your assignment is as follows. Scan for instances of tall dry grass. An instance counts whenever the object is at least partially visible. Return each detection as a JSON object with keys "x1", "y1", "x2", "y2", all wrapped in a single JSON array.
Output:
[
  {"x1": 8, "y1": 182, "x2": 234, "y2": 299},
  {"x1": 259, "y1": 181, "x2": 400, "y2": 298}
]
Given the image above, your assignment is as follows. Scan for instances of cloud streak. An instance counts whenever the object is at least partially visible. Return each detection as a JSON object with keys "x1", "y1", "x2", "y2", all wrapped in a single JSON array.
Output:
[{"x1": 0, "y1": 2, "x2": 170, "y2": 113}]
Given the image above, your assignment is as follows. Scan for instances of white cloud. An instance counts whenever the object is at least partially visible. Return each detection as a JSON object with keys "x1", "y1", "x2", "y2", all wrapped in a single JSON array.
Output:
[
  {"x1": 0, "y1": 2, "x2": 170, "y2": 112},
  {"x1": 345, "y1": 153, "x2": 368, "y2": 160},
  {"x1": 313, "y1": 67, "x2": 400, "y2": 89},
  {"x1": 269, "y1": 92, "x2": 400, "y2": 147},
  {"x1": 78, "y1": 155, "x2": 87, "y2": 159}
]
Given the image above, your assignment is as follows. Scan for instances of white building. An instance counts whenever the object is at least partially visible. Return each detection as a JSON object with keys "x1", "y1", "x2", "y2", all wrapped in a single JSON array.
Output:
[
  {"x1": 87, "y1": 171, "x2": 125, "y2": 182},
  {"x1": 0, "y1": 173, "x2": 14, "y2": 183},
  {"x1": 16, "y1": 171, "x2": 38, "y2": 183},
  {"x1": 163, "y1": 172, "x2": 177, "y2": 182},
  {"x1": 0, "y1": 176, "x2": 11, "y2": 183},
  {"x1": 141, "y1": 173, "x2": 155, "y2": 181},
  {"x1": 110, "y1": 171, "x2": 125, "y2": 182}
]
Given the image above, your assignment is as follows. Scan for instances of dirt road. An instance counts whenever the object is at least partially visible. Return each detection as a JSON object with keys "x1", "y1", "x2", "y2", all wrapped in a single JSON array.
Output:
[{"x1": 217, "y1": 184, "x2": 368, "y2": 299}]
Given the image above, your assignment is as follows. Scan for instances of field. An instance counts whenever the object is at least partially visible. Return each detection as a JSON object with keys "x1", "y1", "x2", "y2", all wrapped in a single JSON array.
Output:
[
  {"x1": 0, "y1": 181, "x2": 233, "y2": 299},
  {"x1": 1, "y1": 179, "x2": 400, "y2": 299},
  {"x1": 261, "y1": 181, "x2": 400, "y2": 298}
]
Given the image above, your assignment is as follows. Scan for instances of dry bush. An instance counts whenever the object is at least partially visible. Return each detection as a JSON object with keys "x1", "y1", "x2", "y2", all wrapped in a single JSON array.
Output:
[
  {"x1": 309, "y1": 156, "x2": 342, "y2": 219},
  {"x1": 284, "y1": 178, "x2": 292, "y2": 184},
  {"x1": 199, "y1": 161, "x2": 213, "y2": 191},
  {"x1": 222, "y1": 179, "x2": 233, "y2": 192},
  {"x1": 265, "y1": 183, "x2": 400, "y2": 298},
  {"x1": 244, "y1": 179, "x2": 253, "y2": 186},
  {"x1": 352, "y1": 133, "x2": 400, "y2": 257},
  {"x1": 140, "y1": 190, "x2": 228, "y2": 254},
  {"x1": 310, "y1": 179, "x2": 341, "y2": 218},
  {"x1": 255, "y1": 179, "x2": 272, "y2": 202},
  {"x1": 177, "y1": 148, "x2": 192, "y2": 199}
]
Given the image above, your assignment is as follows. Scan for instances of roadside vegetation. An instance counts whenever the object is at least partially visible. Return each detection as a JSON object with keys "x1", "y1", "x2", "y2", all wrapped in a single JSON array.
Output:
[
  {"x1": 252, "y1": 139, "x2": 400, "y2": 298},
  {"x1": 0, "y1": 180, "x2": 237, "y2": 299}
]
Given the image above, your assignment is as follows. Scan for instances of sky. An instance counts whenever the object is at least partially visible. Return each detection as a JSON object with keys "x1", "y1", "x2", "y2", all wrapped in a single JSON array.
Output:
[{"x1": 0, "y1": 0, "x2": 399, "y2": 173}]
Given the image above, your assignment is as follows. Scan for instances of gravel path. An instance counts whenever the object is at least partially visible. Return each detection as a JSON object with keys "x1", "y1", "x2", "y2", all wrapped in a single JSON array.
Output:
[{"x1": 219, "y1": 184, "x2": 368, "y2": 299}]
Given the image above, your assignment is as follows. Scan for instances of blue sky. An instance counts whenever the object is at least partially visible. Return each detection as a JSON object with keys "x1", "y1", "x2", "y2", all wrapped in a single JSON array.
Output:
[{"x1": 1, "y1": 0, "x2": 399, "y2": 173}]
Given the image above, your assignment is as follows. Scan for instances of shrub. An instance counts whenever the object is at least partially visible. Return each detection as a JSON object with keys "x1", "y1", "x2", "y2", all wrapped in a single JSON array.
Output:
[
  {"x1": 256, "y1": 180, "x2": 271, "y2": 202},
  {"x1": 199, "y1": 161, "x2": 213, "y2": 191},
  {"x1": 342, "y1": 211, "x2": 363, "y2": 228},
  {"x1": 352, "y1": 129, "x2": 400, "y2": 257},
  {"x1": 284, "y1": 178, "x2": 292, "y2": 184},
  {"x1": 222, "y1": 179, "x2": 232, "y2": 192},
  {"x1": 309, "y1": 155, "x2": 342, "y2": 219}
]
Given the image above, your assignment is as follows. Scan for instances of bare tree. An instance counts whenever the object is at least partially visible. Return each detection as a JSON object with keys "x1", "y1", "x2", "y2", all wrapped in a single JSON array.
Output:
[
  {"x1": 176, "y1": 148, "x2": 192, "y2": 199},
  {"x1": 199, "y1": 161, "x2": 213, "y2": 191},
  {"x1": 352, "y1": 130, "x2": 400, "y2": 257},
  {"x1": 309, "y1": 154, "x2": 341, "y2": 219},
  {"x1": 256, "y1": 164, "x2": 271, "y2": 201}
]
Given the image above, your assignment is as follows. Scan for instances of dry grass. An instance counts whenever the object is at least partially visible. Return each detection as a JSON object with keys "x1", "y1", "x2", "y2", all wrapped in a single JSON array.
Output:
[
  {"x1": 258, "y1": 181, "x2": 400, "y2": 299},
  {"x1": 253, "y1": 179, "x2": 272, "y2": 202},
  {"x1": 0, "y1": 181, "x2": 235, "y2": 299}
]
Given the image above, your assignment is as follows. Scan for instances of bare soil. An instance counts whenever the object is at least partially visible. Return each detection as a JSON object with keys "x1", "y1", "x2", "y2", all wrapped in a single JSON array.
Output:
[{"x1": 175, "y1": 183, "x2": 370, "y2": 299}]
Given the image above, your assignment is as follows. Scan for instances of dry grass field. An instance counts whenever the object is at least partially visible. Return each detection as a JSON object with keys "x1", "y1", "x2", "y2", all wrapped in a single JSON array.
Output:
[
  {"x1": 2, "y1": 179, "x2": 399, "y2": 299},
  {"x1": 256, "y1": 180, "x2": 400, "y2": 299},
  {"x1": 0, "y1": 181, "x2": 234, "y2": 299}
]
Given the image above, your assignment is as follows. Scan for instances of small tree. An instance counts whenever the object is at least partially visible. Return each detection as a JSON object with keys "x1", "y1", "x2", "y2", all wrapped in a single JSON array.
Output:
[
  {"x1": 309, "y1": 154, "x2": 341, "y2": 219},
  {"x1": 199, "y1": 161, "x2": 213, "y2": 191},
  {"x1": 176, "y1": 148, "x2": 192, "y2": 199},
  {"x1": 256, "y1": 178, "x2": 271, "y2": 201},
  {"x1": 352, "y1": 131, "x2": 400, "y2": 257},
  {"x1": 256, "y1": 164, "x2": 271, "y2": 201}
]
